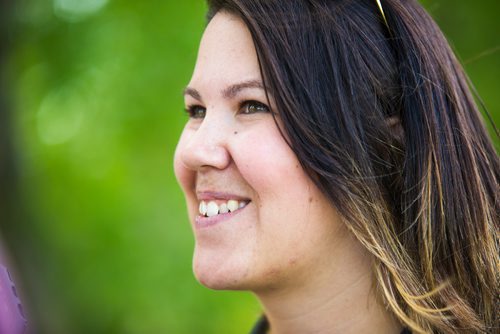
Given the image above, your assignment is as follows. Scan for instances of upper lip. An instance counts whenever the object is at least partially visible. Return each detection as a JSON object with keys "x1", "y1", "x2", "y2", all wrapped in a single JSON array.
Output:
[{"x1": 196, "y1": 190, "x2": 251, "y2": 201}]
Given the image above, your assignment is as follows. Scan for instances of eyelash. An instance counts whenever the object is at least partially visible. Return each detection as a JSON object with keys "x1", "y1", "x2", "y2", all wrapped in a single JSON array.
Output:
[{"x1": 184, "y1": 100, "x2": 271, "y2": 119}]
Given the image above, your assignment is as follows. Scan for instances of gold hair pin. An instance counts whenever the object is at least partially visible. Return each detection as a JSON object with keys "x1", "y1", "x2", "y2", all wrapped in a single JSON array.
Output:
[{"x1": 375, "y1": 0, "x2": 389, "y2": 28}]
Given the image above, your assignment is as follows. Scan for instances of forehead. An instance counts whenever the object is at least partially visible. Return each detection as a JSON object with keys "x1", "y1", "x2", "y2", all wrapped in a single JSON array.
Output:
[{"x1": 189, "y1": 11, "x2": 261, "y2": 89}]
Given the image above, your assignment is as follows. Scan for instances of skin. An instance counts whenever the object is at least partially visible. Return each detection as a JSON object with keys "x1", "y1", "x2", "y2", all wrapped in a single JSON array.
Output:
[{"x1": 174, "y1": 11, "x2": 402, "y2": 334}]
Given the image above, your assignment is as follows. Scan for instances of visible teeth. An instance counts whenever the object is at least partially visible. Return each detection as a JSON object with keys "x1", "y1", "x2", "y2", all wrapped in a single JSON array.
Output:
[
  {"x1": 206, "y1": 201, "x2": 219, "y2": 217},
  {"x1": 198, "y1": 199, "x2": 250, "y2": 216},
  {"x1": 199, "y1": 201, "x2": 207, "y2": 216},
  {"x1": 227, "y1": 200, "x2": 239, "y2": 212},
  {"x1": 219, "y1": 203, "x2": 228, "y2": 214}
]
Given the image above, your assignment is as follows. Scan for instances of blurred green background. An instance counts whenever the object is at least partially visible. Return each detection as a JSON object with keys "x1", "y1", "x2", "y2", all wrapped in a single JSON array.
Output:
[{"x1": 0, "y1": 0, "x2": 498, "y2": 333}]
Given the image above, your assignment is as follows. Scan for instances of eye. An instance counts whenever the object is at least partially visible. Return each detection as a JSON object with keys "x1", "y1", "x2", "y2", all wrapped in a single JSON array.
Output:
[
  {"x1": 185, "y1": 105, "x2": 206, "y2": 119},
  {"x1": 239, "y1": 100, "x2": 270, "y2": 115}
]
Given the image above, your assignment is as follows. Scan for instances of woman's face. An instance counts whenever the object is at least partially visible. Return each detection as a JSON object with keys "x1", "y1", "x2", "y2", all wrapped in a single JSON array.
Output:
[{"x1": 174, "y1": 12, "x2": 347, "y2": 292}]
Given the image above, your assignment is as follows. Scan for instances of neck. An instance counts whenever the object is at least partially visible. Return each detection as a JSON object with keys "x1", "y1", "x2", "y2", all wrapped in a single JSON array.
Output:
[{"x1": 253, "y1": 237, "x2": 402, "y2": 334}]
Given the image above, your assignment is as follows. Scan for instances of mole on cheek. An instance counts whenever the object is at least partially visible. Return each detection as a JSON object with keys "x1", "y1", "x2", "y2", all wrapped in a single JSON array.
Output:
[{"x1": 234, "y1": 131, "x2": 238, "y2": 135}]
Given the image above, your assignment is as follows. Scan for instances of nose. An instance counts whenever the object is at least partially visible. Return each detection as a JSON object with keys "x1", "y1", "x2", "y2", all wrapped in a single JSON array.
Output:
[{"x1": 179, "y1": 115, "x2": 232, "y2": 171}]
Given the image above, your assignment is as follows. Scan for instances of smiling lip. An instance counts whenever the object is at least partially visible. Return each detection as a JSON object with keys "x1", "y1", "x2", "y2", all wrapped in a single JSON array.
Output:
[
  {"x1": 194, "y1": 191, "x2": 251, "y2": 229},
  {"x1": 195, "y1": 207, "x2": 246, "y2": 228},
  {"x1": 196, "y1": 190, "x2": 250, "y2": 201}
]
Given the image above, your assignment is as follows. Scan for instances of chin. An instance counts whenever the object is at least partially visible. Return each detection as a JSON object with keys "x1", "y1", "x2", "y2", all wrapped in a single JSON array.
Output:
[{"x1": 192, "y1": 247, "x2": 253, "y2": 290}]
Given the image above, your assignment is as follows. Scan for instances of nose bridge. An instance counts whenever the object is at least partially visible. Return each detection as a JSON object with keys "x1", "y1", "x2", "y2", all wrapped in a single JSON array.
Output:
[{"x1": 182, "y1": 111, "x2": 232, "y2": 170}]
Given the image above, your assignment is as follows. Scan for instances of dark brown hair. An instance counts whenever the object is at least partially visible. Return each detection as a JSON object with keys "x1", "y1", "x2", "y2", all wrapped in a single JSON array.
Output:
[{"x1": 206, "y1": 0, "x2": 499, "y2": 332}]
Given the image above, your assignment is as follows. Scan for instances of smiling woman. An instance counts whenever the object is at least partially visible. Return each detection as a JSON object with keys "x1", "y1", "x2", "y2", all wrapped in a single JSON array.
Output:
[
  {"x1": 175, "y1": 14, "x2": 335, "y2": 296},
  {"x1": 174, "y1": 1, "x2": 499, "y2": 333}
]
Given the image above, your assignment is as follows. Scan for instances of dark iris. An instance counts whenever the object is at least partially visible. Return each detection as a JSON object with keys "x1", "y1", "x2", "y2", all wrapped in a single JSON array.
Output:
[
  {"x1": 241, "y1": 101, "x2": 270, "y2": 114},
  {"x1": 185, "y1": 105, "x2": 206, "y2": 119}
]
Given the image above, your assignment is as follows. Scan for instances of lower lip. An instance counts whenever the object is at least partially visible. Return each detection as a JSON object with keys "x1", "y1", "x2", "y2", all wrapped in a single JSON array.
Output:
[{"x1": 194, "y1": 203, "x2": 249, "y2": 229}]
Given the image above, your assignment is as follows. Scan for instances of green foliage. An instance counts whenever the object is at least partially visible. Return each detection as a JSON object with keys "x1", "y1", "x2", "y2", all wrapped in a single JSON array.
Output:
[{"x1": 5, "y1": 0, "x2": 498, "y2": 333}]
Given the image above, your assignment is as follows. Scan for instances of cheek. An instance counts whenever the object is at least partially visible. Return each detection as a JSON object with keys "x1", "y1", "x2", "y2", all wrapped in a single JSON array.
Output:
[
  {"x1": 231, "y1": 124, "x2": 339, "y2": 263},
  {"x1": 232, "y1": 124, "x2": 316, "y2": 243},
  {"x1": 233, "y1": 124, "x2": 305, "y2": 199}
]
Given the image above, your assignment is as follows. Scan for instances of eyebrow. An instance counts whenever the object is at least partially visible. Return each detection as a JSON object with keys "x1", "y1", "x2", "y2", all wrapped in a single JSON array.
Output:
[{"x1": 183, "y1": 79, "x2": 266, "y2": 101}]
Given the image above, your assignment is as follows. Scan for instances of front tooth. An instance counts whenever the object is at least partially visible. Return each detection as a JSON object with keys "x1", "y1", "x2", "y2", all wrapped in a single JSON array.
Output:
[
  {"x1": 227, "y1": 200, "x2": 239, "y2": 212},
  {"x1": 199, "y1": 201, "x2": 207, "y2": 215},
  {"x1": 206, "y1": 201, "x2": 219, "y2": 217},
  {"x1": 219, "y1": 203, "x2": 229, "y2": 214}
]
